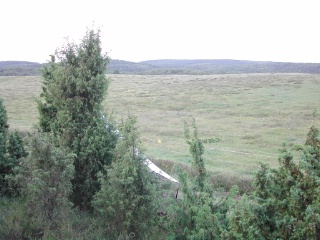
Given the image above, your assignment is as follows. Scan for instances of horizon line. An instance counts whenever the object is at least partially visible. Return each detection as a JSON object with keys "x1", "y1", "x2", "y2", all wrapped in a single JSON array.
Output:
[{"x1": 1, "y1": 58, "x2": 320, "y2": 64}]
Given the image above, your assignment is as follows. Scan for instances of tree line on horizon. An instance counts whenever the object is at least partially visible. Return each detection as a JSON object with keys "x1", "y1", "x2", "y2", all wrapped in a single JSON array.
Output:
[
  {"x1": 0, "y1": 28, "x2": 319, "y2": 239},
  {"x1": 2, "y1": 58, "x2": 320, "y2": 76}
]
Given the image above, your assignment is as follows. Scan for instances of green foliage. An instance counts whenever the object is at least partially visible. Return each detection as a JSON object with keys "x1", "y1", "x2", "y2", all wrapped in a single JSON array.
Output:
[
  {"x1": 93, "y1": 115, "x2": 159, "y2": 238},
  {"x1": 37, "y1": 58, "x2": 60, "y2": 133},
  {"x1": 37, "y1": 28, "x2": 118, "y2": 210},
  {"x1": 71, "y1": 118, "x2": 117, "y2": 210},
  {"x1": 0, "y1": 99, "x2": 27, "y2": 196},
  {"x1": 2, "y1": 131, "x2": 27, "y2": 196},
  {"x1": 184, "y1": 118, "x2": 219, "y2": 192},
  {"x1": 0, "y1": 196, "x2": 111, "y2": 240},
  {"x1": 7, "y1": 131, "x2": 27, "y2": 161},
  {"x1": 166, "y1": 171, "x2": 218, "y2": 239},
  {"x1": 0, "y1": 197, "x2": 29, "y2": 239},
  {"x1": 226, "y1": 194, "x2": 264, "y2": 239},
  {"x1": 16, "y1": 132, "x2": 75, "y2": 238},
  {"x1": 166, "y1": 119, "x2": 224, "y2": 239},
  {"x1": 0, "y1": 98, "x2": 8, "y2": 163},
  {"x1": 0, "y1": 99, "x2": 8, "y2": 194},
  {"x1": 228, "y1": 126, "x2": 320, "y2": 239}
]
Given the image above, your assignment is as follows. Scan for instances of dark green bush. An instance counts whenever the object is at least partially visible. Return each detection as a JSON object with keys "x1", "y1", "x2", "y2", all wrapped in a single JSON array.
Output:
[
  {"x1": 93, "y1": 116, "x2": 159, "y2": 239},
  {"x1": 14, "y1": 132, "x2": 74, "y2": 238},
  {"x1": 228, "y1": 126, "x2": 320, "y2": 239}
]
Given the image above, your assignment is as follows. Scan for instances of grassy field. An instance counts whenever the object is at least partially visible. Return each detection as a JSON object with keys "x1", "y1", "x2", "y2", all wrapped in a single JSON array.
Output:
[{"x1": 1, "y1": 74, "x2": 319, "y2": 182}]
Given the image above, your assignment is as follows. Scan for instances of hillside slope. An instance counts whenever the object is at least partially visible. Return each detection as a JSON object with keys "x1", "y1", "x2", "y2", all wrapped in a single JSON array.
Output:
[
  {"x1": 1, "y1": 59, "x2": 320, "y2": 76},
  {"x1": 0, "y1": 61, "x2": 42, "y2": 76}
]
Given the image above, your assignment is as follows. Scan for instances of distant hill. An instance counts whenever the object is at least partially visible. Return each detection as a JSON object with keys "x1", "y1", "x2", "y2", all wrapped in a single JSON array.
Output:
[
  {"x1": 0, "y1": 61, "x2": 42, "y2": 76},
  {"x1": 1, "y1": 59, "x2": 320, "y2": 76},
  {"x1": 110, "y1": 59, "x2": 320, "y2": 74},
  {"x1": 108, "y1": 60, "x2": 153, "y2": 74}
]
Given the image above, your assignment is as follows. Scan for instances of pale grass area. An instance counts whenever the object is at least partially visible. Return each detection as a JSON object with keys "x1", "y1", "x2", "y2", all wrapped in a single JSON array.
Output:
[
  {"x1": 106, "y1": 74, "x2": 320, "y2": 178},
  {"x1": 1, "y1": 74, "x2": 319, "y2": 179},
  {"x1": 0, "y1": 76, "x2": 41, "y2": 130}
]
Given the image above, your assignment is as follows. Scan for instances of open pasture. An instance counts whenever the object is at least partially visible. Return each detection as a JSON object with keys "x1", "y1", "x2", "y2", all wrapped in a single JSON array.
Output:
[{"x1": 1, "y1": 74, "x2": 319, "y2": 180}]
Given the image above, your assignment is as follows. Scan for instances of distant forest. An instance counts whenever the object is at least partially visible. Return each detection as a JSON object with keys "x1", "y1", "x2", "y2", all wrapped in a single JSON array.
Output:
[
  {"x1": 0, "y1": 61, "x2": 42, "y2": 76},
  {"x1": 1, "y1": 59, "x2": 320, "y2": 76}
]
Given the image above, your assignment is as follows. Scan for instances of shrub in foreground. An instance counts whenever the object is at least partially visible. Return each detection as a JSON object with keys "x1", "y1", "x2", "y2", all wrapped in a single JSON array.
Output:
[
  {"x1": 93, "y1": 116, "x2": 159, "y2": 239},
  {"x1": 227, "y1": 126, "x2": 320, "y2": 239},
  {"x1": 15, "y1": 132, "x2": 74, "y2": 238}
]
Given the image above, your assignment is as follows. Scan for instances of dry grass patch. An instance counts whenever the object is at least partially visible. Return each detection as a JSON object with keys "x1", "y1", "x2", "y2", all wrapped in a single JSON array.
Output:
[
  {"x1": 0, "y1": 76, "x2": 41, "y2": 130},
  {"x1": 1, "y1": 73, "x2": 319, "y2": 180}
]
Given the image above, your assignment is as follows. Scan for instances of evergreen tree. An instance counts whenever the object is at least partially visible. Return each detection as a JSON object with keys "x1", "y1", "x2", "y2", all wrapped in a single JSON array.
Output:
[
  {"x1": 166, "y1": 118, "x2": 222, "y2": 239},
  {"x1": 2, "y1": 131, "x2": 28, "y2": 196},
  {"x1": 184, "y1": 118, "x2": 219, "y2": 192},
  {"x1": 17, "y1": 132, "x2": 74, "y2": 238},
  {"x1": 37, "y1": 57, "x2": 60, "y2": 133},
  {"x1": 228, "y1": 126, "x2": 320, "y2": 239},
  {"x1": 93, "y1": 115, "x2": 159, "y2": 239},
  {"x1": 7, "y1": 131, "x2": 27, "y2": 161},
  {"x1": 37, "y1": 28, "x2": 118, "y2": 210},
  {"x1": 0, "y1": 99, "x2": 27, "y2": 196},
  {"x1": 225, "y1": 193, "x2": 265, "y2": 239},
  {"x1": 0, "y1": 98, "x2": 8, "y2": 194},
  {"x1": 166, "y1": 170, "x2": 219, "y2": 239},
  {"x1": 0, "y1": 99, "x2": 8, "y2": 163}
]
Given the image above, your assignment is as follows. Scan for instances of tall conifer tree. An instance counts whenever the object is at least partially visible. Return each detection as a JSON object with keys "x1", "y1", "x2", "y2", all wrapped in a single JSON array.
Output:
[{"x1": 37, "y1": 28, "x2": 117, "y2": 210}]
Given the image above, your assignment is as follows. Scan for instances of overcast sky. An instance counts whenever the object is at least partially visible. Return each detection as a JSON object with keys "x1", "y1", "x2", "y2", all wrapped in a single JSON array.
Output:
[{"x1": 1, "y1": 0, "x2": 319, "y2": 63}]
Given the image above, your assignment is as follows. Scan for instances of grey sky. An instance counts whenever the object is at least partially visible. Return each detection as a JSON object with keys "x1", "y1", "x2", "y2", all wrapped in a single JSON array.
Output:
[{"x1": 1, "y1": 0, "x2": 319, "y2": 63}]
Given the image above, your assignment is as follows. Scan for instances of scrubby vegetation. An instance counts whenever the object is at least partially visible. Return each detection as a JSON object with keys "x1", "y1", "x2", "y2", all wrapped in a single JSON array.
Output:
[
  {"x1": 0, "y1": 99, "x2": 27, "y2": 196},
  {"x1": 93, "y1": 115, "x2": 159, "y2": 238},
  {"x1": 0, "y1": 28, "x2": 319, "y2": 239}
]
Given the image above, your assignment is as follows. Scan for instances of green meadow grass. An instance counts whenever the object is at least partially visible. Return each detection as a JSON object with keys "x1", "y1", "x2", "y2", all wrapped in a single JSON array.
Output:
[
  {"x1": 1, "y1": 74, "x2": 319, "y2": 182},
  {"x1": 0, "y1": 76, "x2": 40, "y2": 130}
]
